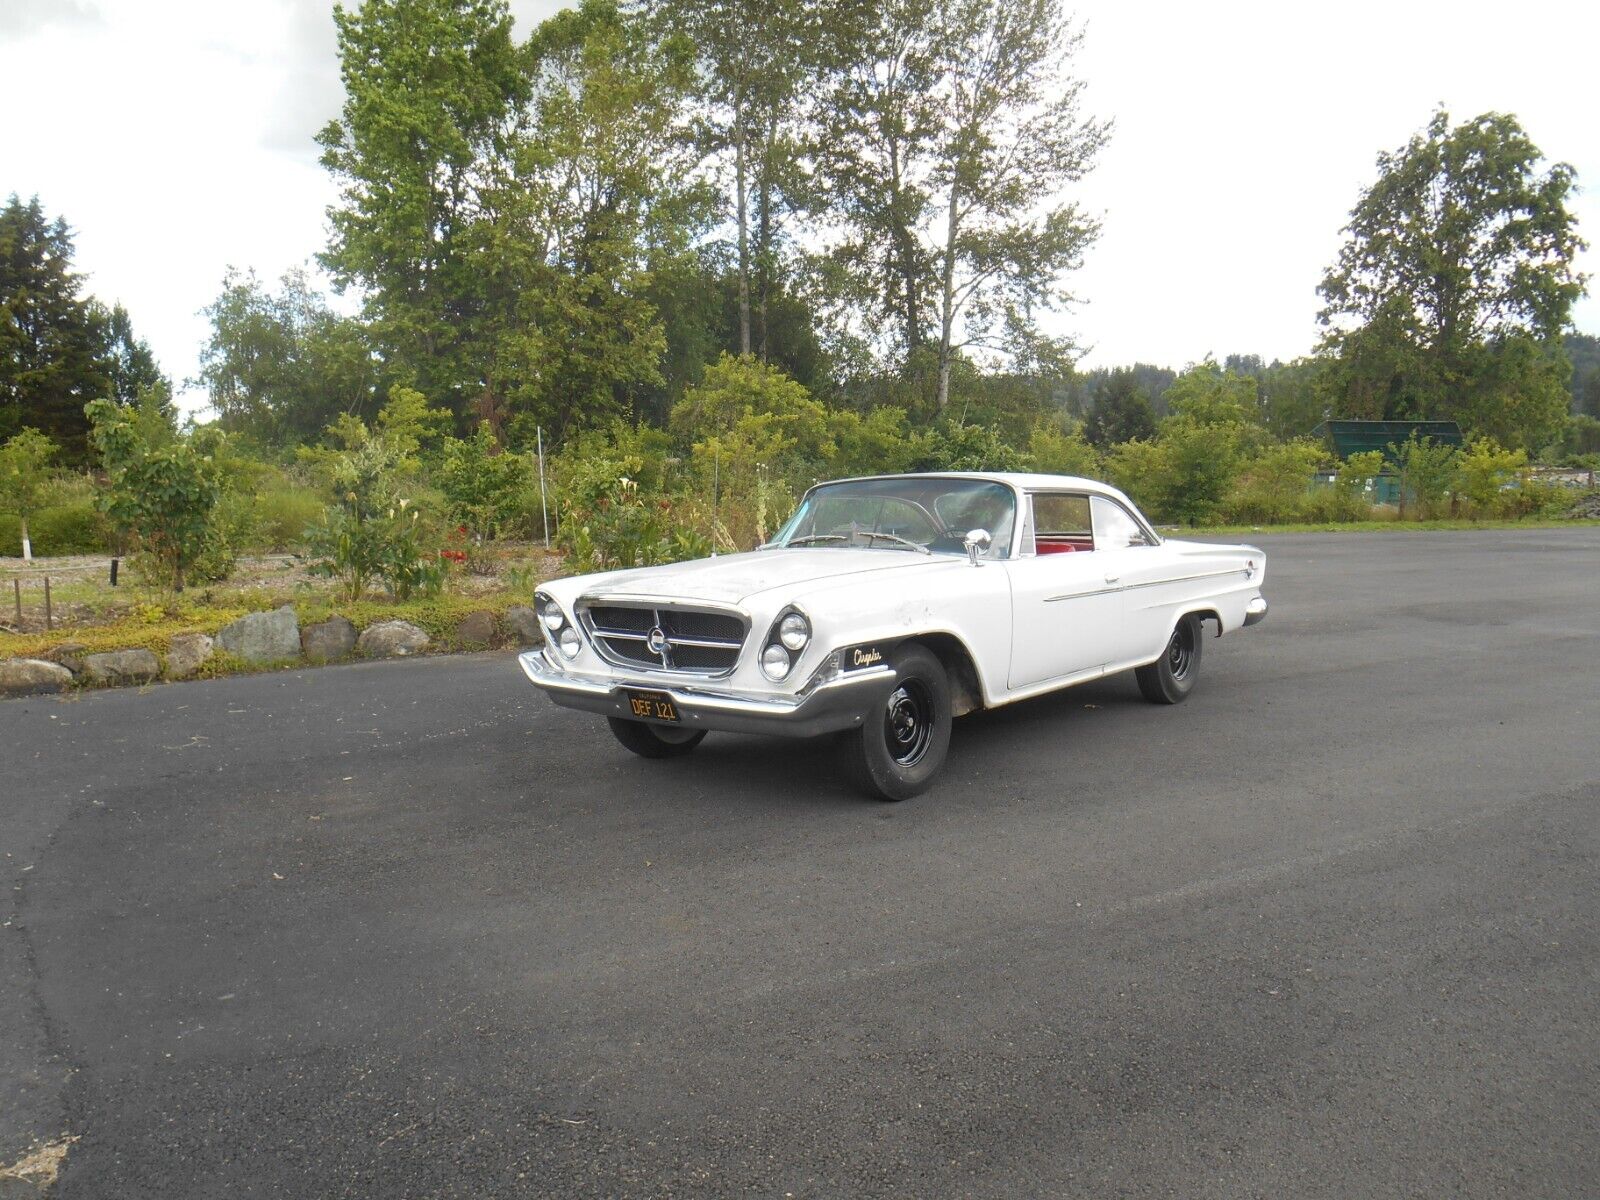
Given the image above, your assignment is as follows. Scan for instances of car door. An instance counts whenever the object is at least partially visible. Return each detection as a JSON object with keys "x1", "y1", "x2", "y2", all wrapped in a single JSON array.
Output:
[
  {"x1": 1004, "y1": 492, "x2": 1123, "y2": 689},
  {"x1": 1087, "y1": 494, "x2": 1173, "y2": 668}
]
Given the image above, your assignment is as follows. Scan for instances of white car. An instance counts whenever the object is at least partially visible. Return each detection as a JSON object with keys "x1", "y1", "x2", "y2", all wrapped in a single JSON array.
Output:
[{"x1": 521, "y1": 472, "x2": 1267, "y2": 799}]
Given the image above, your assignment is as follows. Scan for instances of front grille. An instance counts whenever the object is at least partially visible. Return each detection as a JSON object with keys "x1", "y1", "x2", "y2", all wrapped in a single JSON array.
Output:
[{"x1": 581, "y1": 602, "x2": 747, "y2": 676}]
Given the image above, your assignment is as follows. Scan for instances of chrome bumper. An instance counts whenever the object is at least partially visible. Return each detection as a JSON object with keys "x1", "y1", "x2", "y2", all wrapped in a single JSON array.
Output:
[
  {"x1": 1243, "y1": 595, "x2": 1269, "y2": 627},
  {"x1": 517, "y1": 650, "x2": 898, "y2": 738}
]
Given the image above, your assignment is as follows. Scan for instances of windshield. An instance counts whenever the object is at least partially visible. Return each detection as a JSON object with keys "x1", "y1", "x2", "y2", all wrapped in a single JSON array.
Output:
[{"x1": 774, "y1": 477, "x2": 1016, "y2": 559}]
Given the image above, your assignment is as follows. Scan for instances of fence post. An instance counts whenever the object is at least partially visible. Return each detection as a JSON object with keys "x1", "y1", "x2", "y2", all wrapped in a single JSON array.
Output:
[
  {"x1": 43, "y1": 576, "x2": 52, "y2": 630},
  {"x1": 537, "y1": 425, "x2": 550, "y2": 549},
  {"x1": 12, "y1": 578, "x2": 20, "y2": 625}
]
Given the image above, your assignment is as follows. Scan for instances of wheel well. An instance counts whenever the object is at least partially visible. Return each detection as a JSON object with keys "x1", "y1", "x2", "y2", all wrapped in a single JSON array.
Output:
[
  {"x1": 1185, "y1": 608, "x2": 1223, "y2": 637},
  {"x1": 909, "y1": 633, "x2": 984, "y2": 716}
]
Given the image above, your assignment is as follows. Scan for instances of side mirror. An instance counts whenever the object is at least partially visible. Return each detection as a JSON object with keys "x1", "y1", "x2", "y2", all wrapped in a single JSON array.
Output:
[{"x1": 963, "y1": 528, "x2": 991, "y2": 566}]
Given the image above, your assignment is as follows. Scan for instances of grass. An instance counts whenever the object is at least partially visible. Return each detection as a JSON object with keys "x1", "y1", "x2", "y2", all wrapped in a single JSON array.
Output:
[{"x1": 1187, "y1": 517, "x2": 1600, "y2": 536}]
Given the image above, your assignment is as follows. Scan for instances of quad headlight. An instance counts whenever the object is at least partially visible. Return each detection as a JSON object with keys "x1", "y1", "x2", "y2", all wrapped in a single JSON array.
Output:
[
  {"x1": 536, "y1": 593, "x2": 581, "y2": 659},
  {"x1": 760, "y1": 608, "x2": 811, "y2": 681}
]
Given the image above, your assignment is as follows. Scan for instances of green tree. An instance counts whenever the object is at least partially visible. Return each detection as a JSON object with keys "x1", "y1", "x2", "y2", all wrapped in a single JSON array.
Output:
[
  {"x1": 86, "y1": 391, "x2": 221, "y2": 591},
  {"x1": 1083, "y1": 369, "x2": 1156, "y2": 447},
  {"x1": 0, "y1": 427, "x2": 56, "y2": 560},
  {"x1": 0, "y1": 196, "x2": 114, "y2": 456},
  {"x1": 438, "y1": 425, "x2": 527, "y2": 539},
  {"x1": 99, "y1": 302, "x2": 163, "y2": 407},
  {"x1": 318, "y1": 0, "x2": 528, "y2": 419},
  {"x1": 1453, "y1": 437, "x2": 1527, "y2": 516},
  {"x1": 198, "y1": 267, "x2": 380, "y2": 446},
  {"x1": 820, "y1": 0, "x2": 1108, "y2": 407},
  {"x1": 1318, "y1": 110, "x2": 1588, "y2": 446},
  {"x1": 1388, "y1": 433, "x2": 1459, "y2": 519}
]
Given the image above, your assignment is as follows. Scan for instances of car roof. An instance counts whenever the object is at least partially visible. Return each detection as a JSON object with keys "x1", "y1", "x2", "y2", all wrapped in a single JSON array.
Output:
[{"x1": 814, "y1": 471, "x2": 1122, "y2": 496}]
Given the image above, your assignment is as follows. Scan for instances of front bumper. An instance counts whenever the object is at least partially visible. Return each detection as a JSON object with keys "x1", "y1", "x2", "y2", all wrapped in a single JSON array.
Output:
[{"x1": 517, "y1": 649, "x2": 898, "y2": 739}]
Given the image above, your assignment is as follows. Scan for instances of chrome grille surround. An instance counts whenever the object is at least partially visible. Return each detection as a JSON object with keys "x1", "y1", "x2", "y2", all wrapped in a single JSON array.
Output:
[{"x1": 579, "y1": 600, "x2": 749, "y2": 677}]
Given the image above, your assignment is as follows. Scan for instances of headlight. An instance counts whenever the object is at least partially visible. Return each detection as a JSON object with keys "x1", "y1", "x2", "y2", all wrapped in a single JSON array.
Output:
[
  {"x1": 537, "y1": 595, "x2": 566, "y2": 633},
  {"x1": 760, "y1": 643, "x2": 792, "y2": 681},
  {"x1": 778, "y1": 611, "x2": 810, "y2": 651},
  {"x1": 557, "y1": 625, "x2": 581, "y2": 658}
]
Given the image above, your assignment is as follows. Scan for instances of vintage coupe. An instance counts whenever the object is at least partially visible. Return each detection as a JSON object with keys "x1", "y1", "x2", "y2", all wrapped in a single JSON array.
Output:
[{"x1": 520, "y1": 473, "x2": 1267, "y2": 799}]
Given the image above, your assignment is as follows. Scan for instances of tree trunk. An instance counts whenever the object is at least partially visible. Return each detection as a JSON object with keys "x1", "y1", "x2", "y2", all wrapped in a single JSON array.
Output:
[
  {"x1": 735, "y1": 104, "x2": 752, "y2": 357},
  {"x1": 19, "y1": 515, "x2": 31, "y2": 562},
  {"x1": 756, "y1": 163, "x2": 771, "y2": 362},
  {"x1": 936, "y1": 183, "x2": 960, "y2": 411}
]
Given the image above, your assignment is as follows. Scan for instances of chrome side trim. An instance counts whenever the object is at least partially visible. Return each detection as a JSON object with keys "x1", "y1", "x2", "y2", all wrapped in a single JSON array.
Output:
[{"x1": 1044, "y1": 565, "x2": 1250, "y2": 603}]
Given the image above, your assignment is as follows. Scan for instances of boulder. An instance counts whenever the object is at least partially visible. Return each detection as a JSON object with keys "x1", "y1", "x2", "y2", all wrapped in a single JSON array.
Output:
[
  {"x1": 505, "y1": 605, "x2": 543, "y2": 647},
  {"x1": 166, "y1": 633, "x2": 214, "y2": 680},
  {"x1": 301, "y1": 615, "x2": 357, "y2": 662},
  {"x1": 216, "y1": 605, "x2": 300, "y2": 663},
  {"x1": 454, "y1": 609, "x2": 497, "y2": 647},
  {"x1": 357, "y1": 620, "x2": 430, "y2": 658},
  {"x1": 82, "y1": 648, "x2": 161, "y2": 686},
  {"x1": 0, "y1": 658, "x2": 74, "y2": 697},
  {"x1": 44, "y1": 641, "x2": 90, "y2": 675}
]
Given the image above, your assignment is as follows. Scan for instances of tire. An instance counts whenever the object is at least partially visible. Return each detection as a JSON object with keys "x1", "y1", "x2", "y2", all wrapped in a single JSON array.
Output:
[
  {"x1": 841, "y1": 643, "x2": 952, "y2": 801},
  {"x1": 607, "y1": 717, "x2": 707, "y2": 758},
  {"x1": 1135, "y1": 612, "x2": 1203, "y2": 704}
]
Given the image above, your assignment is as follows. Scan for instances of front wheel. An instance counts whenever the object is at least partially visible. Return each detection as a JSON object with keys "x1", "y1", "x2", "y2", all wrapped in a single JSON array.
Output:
[
  {"x1": 1135, "y1": 613, "x2": 1203, "y2": 704},
  {"x1": 607, "y1": 717, "x2": 707, "y2": 758},
  {"x1": 841, "y1": 643, "x2": 952, "y2": 801}
]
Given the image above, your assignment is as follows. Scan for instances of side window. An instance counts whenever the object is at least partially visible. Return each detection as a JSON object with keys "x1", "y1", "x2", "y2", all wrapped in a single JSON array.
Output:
[
  {"x1": 1032, "y1": 494, "x2": 1091, "y2": 535},
  {"x1": 1091, "y1": 496, "x2": 1153, "y2": 548}
]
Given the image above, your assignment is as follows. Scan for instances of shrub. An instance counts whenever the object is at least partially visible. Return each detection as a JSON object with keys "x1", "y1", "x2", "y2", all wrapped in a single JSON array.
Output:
[
  {"x1": 1220, "y1": 440, "x2": 1325, "y2": 524},
  {"x1": 0, "y1": 500, "x2": 109, "y2": 556},
  {"x1": 1453, "y1": 437, "x2": 1528, "y2": 518},
  {"x1": 304, "y1": 439, "x2": 446, "y2": 601},
  {"x1": 253, "y1": 485, "x2": 325, "y2": 551}
]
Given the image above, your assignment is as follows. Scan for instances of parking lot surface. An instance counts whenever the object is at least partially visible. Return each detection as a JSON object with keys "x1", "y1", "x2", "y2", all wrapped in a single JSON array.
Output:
[{"x1": 3, "y1": 529, "x2": 1598, "y2": 1197}]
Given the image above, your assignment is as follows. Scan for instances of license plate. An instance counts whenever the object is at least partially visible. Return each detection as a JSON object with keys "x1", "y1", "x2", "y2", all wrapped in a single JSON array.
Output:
[{"x1": 624, "y1": 689, "x2": 679, "y2": 722}]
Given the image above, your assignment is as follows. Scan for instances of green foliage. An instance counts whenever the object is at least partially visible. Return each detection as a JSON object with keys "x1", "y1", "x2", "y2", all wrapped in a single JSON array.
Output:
[
  {"x1": 198, "y1": 266, "x2": 379, "y2": 445},
  {"x1": 912, "y1": 422, "x2": 1030, "y2": 473},
  {"x1": 86, "y1": 391, "x2": 220, "y2": 590},
  {"x1": 0, "y1": 427, "x2": 56, "y2": 557},
  {"x1": 439, "y1": 426, "x2": 527, "y2": 539},
  {"x1": 1388, "y1": 434, "x2": 1460, "y2": 519},
  {"x1": 1084, "y1": 370, "x2": 1156, "y2": 447},
  {"x1": 0, "y1": 498, "x2": 107, "y2": 557},
  {"x1": 1453, "y1": 437, "x2": 1528, "y2": 517},
  {"x1": 1220, "y1": 439, "x2": 1326, "y2": 524},
  {"x1": 1317, "y1": 109, "x2": 1587, "y2": 449},
  {"x1": 1103, "y1": 438, "x2": 1172, "y2": 520},
  {"x1": 305, "y1": 438, "x2": 445, "y2": 601},
  {"x1": 1027, "y1": 421, "x2": 1099, "y2": 477}
]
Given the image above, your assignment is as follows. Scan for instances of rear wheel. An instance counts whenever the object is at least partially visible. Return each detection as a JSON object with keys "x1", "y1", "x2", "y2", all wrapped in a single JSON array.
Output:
[
  {"x1": 607, "y1": 717, "x2": 706, "y2": 758},
  {"x1": 1135, "y1": 613, "x2": 1203, "y2": 704},
  {"x1": 841, "y1": 643, "x2": 952, "y2": 801}
]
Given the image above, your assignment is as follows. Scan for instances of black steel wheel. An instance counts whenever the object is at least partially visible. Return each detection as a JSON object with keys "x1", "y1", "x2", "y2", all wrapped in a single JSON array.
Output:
[
  {"x1": 841, "y1": 643, "x2": 952, "y2": 801},
  {"x1": 607, "y1": 717, "x2": 707, "y2": 758},
  {"x1": 1135, "y1": 613, "x2": 1203, "y2": 704}
]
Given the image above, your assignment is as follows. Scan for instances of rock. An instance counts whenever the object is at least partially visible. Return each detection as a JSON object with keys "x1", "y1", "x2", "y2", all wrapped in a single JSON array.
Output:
[
  {"x1": 357, "y1": 620, "x2": 430, "y2": 658},
  {"x1": 216, "y1": 605, "x2": 300, "y2": 663},
  {"x1": 301, "y1": 615, "x2": 357, "y2": 662},
  {"x1": 166, "y1": 633, "x2": 214, "y2": 679},
  {"x1": 506, "y1": 605, "x2": 543, "y2": 647},
  {"x1": 44, "y1": 641, "x2": 90, "y2": 675},
  {"x1": 0, "y1": 658, "x2": 74, "y2": 696},
  {"x1": 454, "y1": 609, "x2": 497, "y2": 647},
  {"x1": 82, "y1": 648, "x2": 161, "y2": 686}
]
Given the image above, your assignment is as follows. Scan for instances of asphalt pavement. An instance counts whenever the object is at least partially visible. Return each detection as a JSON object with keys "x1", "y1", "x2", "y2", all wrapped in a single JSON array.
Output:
[{"x1": 3, "y1": 529, "x2": 1598, "y2": 1198}]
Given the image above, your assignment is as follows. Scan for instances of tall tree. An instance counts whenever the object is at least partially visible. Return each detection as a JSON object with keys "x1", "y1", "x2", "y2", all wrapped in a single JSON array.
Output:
[
  {"x1": 820, "y1": 0, "x2": 1107, "y2": 407},
  {"x1": 1318, "y1": 110, "x2": 1588, "y2": 448},
  {"x1": 1083, "y1": 368, "x2": 1156, "y2": 447},
  {"x1": 318, "y1": 0, "x2": 528, "y2": 419},
  {"x1": 197, "y1": 267, "x2": 379, "y2": 445},
  {"x1": 98, "y1": 302, "x2": 163, "y2": 406},
  {"x1": 0, "y1": 195, "x2": 113, "y2": 456},
  {"x1": 647, "y1": 0, "x2": 818, "y2": 359}
]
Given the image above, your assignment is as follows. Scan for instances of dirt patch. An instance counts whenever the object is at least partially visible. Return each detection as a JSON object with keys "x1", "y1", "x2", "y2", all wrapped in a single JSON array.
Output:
[{"x1": 0, "y1": 1137, "x2": 77, "y2": 1194}]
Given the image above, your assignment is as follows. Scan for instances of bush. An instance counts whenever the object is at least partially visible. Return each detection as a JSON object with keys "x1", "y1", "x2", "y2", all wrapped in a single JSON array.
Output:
[
  {"x1": 0, "y1": 499, "x2": 109, "y2": 556},
  {"x1": 253, "y1": 484, "x2": 325, "y2": 551},
  {"x1": 1219, "y1": 440, "x2": 1325, "y2": 524}
]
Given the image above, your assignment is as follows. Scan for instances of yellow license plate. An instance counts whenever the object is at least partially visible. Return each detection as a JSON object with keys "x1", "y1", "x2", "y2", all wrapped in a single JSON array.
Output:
[{"x1": 625, "y1": 690, "x2": 679, "y2": 722}]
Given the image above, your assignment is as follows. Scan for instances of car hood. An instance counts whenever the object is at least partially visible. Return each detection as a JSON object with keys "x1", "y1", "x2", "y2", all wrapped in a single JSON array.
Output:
[{"x1": 577, "y1": 548, "x2": 960, "y2": 605}]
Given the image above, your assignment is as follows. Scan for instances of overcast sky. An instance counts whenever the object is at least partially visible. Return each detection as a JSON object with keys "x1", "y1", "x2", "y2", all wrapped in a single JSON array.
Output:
[{"x1": 3, "y1": 0, "x2": 1596, "y2": 416}]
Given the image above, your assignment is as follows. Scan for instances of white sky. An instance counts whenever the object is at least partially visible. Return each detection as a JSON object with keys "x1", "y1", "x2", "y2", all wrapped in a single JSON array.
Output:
[{"x1": 2, "y1": 0, "x2": 1596, "y2": 416}]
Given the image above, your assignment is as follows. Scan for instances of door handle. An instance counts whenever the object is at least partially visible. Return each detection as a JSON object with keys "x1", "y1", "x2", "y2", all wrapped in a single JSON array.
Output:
[{"x1": 1104, "y1": 573, "x2": 1120, "y2": 584}]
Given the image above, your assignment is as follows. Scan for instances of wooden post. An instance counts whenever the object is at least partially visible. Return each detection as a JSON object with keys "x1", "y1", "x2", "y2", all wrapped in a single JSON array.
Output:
[
  {"x1": 43, "y1": 576, "x2": 52, "y2": 630},
  {"x1": 12, "y1": 578, "x2": 20, "y2": 625}
]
